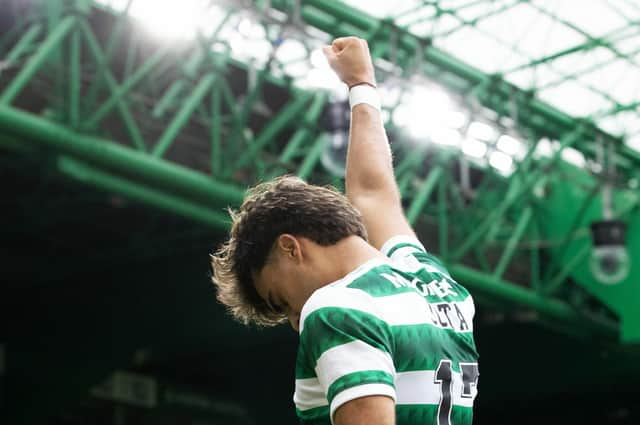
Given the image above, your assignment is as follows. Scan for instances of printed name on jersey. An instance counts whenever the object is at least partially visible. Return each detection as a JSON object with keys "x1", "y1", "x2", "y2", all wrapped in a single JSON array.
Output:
[
  {"x1": 380, "y1": 272, "x2": 472, "y2": 332},
  {"x1": 380, "y1": 272, "x2": 458, "y2": 298}
]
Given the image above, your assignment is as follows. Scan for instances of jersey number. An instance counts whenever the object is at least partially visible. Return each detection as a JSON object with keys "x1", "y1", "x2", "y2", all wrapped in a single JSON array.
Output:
[{"x1": 434, "y1": 360, "x2": 479, "y2": 425}]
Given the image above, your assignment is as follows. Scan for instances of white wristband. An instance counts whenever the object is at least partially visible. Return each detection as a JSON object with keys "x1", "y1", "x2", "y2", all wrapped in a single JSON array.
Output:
[{"x1": 349, "y1": 84, "x2": 381, "y2": 112}]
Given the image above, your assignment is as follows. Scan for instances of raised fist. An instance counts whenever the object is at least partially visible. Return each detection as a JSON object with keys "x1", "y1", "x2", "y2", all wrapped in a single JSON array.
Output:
[{"x1": 322, "y1": 37, "x2": 376, "y2": 88}]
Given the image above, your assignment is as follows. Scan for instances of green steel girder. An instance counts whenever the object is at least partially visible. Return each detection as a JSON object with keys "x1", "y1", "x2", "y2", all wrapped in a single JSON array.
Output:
[
  {"x1": 80, "y1": 21, "x2": 146, "y2": 150},
  {"x1": 451, "y1": 129, "x2": 580, "y2": 262},
  {"x1": 268, "y1": 93, "x2": 329, "y2": 178},
  {"x1": 82, "y1": 45, "x2": 168, "y2": 130},
  {"x1": 152, "y1": 73, "x2": 217, "y2": 158},
  {"x1": 1, "y1": 23, "x2": 43, "y2": 78},
  {"x1": 538, "y1": 163, "x2": 640, "y2": 342},
  {"x1": 0, "y1": 105, "x2": 243, "y2": 207},
  {"x1": 0, "y1": 16, "x2": 76, "y2": 105},
  {"x1": 58, "y1": 156, "x2": 231, "y2": 230},
  {"x1": 263, "y1": 0, "x2": 640, "y2": 171},
  {"x1": 0, "y1": 99, "x2": 618, "y2": 339},
  {"x1": 493, "y1": 207, "x2": 532, "y2": 280},
  {"x1": 231, "y1": 92, "x2": 314, "y2": 172},
  {"x1": 407, "y1": 164, "x2": 444, "y2": 224},
  {"x1": 1, "y1": 1, "x2": 638, "y2": 343},
  {"x1": 83, "y1": 0, "x2": 145, "y2": 111},
  {"x1": 448, "y1": 264, "x2": 617, "y2": 338}
]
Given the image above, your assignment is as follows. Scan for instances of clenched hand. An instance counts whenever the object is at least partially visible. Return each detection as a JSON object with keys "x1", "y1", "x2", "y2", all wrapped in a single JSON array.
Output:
[{"x1": 322, "y1": 36, "x2": 376, "y2": 88}]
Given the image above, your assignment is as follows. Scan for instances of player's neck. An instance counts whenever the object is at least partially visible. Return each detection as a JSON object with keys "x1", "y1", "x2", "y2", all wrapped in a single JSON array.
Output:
[{"x1": 323, "y1": 235, "x2": 387, "y2": 282}]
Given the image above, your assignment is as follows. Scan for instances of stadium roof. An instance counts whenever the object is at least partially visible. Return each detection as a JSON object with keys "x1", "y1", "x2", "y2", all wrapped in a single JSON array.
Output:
[
  {"x1": 345, "y1": 0, "x2": 640, "y2": 142},
  {"x1": 94, "y1": 0, "x2": 640, "y2": 155}
]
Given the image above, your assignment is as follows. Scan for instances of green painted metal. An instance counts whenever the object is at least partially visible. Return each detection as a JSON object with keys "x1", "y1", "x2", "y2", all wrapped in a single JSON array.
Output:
[
  {"x1": 269, "y1": 92, "x2": 329, "y2": 178},
  {"x1": 437, "y1": 173, "x2": 448, "y2": 260},
  {"x1": 232, "y1": 92, "x2": 314, "y2": 171},
  {"x1": 452, "y1": 130, "x2": 580, "y2": 262},
  {"x1": 153, "y1": 81, "x2": 187, "y2": 119},
  {"x1": 0, "y1": 16, "x2": 76, "y2": 105},
  {"x1": 0, "y1": 105, "x2": 244, "y2": 206},
  {"x1": 152, "y1": 74, "x2": 217, "y2": 158},
  {"x1": 1, "y1": 24, "x2": 43, "y2": 77},
  {"x1": 58, "y1": 156, "x2": 230, "y2": 230},
  {"x1": 395, "y1": 146, "x2": 428, "y2": 178},
  {"x1": 2, "y1": 0, "x2": 639, "y2": 343},
  {"x1": 407, "y1": 165, "x2": 443, "y2": 225},
  {"x1": 448, "y1": 264, "x2": 617, "y2": 338},
  {"x1": 210, "y1": 81, "x2": 222, "y2": 175},
  {"x1": 218, "y1": 78, "x2": 250, "y2": 161},
  {"x1": 447, "y1": 180, "x2": 491, "y2": 273},
  {"x1": 83, "y1": 0, "x2": 133, "y2": 108},
  {"x1": 538, "y1": 162, "x2": 640, "y2": 342},
  {"x1": 530, "y1": 221, "x2": 541, "y2": 292},
  {"x1": 298, "y1": 134, "x2": 329, "y2": 180},
  {"x1": 291, "y1": 0, "x2": 630, "y2": 154},
  {"x1": 545, "y1": 244, "x2": 592, "y2": 294},
  {"x1": 80, "y1": 21, "x2": 147, "y2": 150},
  {"x1": 83, "y1": 45, "x2": 167, "y2": 130},
  {"x1": 540, "y1": 183, "x2": 600, "y2": 286},
  {"x1": 68, "y1": 26, "x2": 80, "y2": 128},
  {"x1": 493, "y1": 207, "x2": 532, "y2": 279},
  {"x1": 152, "y1": 11, "x2": 233, "y2": 121},
  {"x1": 236, "y1": 66, "x2": 271, "y2": 137}
]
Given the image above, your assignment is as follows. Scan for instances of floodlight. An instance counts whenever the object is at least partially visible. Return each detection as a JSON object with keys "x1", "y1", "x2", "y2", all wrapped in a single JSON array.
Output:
[
  {"x1": 310, "y1": 48, "x2": 329, "y2": 69},
  {"x1": 237, "y1": 18, "x2": 265, "y2": 39},
  {"x1": 468, "y1": 121, "x2": 496, "y2": 142},
  {"x1": 300, "y1": 68, "x2": 344, "y2": 96},
  {"x1": 442, "y1": 111, "x2": 467, "y2": 130},
  {"x1": 378, "y1": 84, "x2": 402, "y2": 108},
  {"x1": 497, "y1": 134, "x2": 526, "y2": 159},
  {"x1": 275, "y1": 39, "x2": 307, "y2": 63},
  {"x1": 431, "y1": 127, "x2": 462, "y2": 147},
  {"x1": 127, "y1": 0, "x2": 212, "y2": 41},
  {"x1": 392, "y1": 104, "x2": 412, "y2": 128},
  {"x1": 626, "y1": 134, "x2": 640, "y2": 152},
  {"x1": 561, "y1": 147, "x2": 587, "y2": 168},
  {"x1": 489, "y1": 150, "x2": 514, "y2": 174},
  {"x1": 534, "y1": 138, "x2": 559, "y2": 158},
  {"x1": 462, "y1": 137, "x2": 487, "y2": 158}
]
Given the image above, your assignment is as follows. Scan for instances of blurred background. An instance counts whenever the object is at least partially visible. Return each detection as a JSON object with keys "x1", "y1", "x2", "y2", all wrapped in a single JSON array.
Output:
[{"x1": 1, "y1": 0, "x2": 639, "y2": 423}]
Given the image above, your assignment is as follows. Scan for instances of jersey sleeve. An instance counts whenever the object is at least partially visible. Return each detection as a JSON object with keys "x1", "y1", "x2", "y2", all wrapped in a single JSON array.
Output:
[
  {"x1": 297, "y1": 285, "x2": 396, "y2": 423},
  {"x1": 380, "y1": 234, "x2": 451, "y2": 277}
]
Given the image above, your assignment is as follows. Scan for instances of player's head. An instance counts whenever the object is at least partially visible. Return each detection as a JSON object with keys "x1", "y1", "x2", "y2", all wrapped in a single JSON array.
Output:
[{"x1": 211, "y1": 175, "x2": 367, "y2": 330}]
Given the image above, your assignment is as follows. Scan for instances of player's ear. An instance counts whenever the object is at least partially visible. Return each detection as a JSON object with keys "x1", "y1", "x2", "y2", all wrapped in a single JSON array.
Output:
[{"x1": 276, "y1": 234, "x2": 302, "y2": 262}]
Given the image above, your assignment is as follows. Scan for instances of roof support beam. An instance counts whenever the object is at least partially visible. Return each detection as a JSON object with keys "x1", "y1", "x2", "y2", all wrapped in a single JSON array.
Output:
[{"x1": 0, "y1": 105, "x2": 245, "y2": 207}]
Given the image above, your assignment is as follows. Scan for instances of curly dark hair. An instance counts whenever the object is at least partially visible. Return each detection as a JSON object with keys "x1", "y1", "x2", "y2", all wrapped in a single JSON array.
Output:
[{"x1": 210, "y1": 175, "x2": 367, "y2": 326}]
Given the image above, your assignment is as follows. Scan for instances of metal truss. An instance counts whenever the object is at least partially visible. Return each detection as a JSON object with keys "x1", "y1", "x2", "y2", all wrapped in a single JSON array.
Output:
[{"x1": 1, "y1": 0, "x2": 639, "y2": 342}]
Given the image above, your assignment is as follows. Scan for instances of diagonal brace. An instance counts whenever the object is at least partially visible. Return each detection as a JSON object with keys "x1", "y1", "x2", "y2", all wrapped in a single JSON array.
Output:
[
  {"x1": 1, "y1": 16, "x2": 76, "y2": 105},
  {"x1": 407, "y1": 165, "x2": 444, "y2": 225},
  {"x1": 493, "y1": 206, "x2": 533, "y2": 279},
  {"x1": 152, "y1": 73, "x2": 217, "y2": 158},
  {"x1": 80, "y1": 21, "x2": 147, "y2": 150}
]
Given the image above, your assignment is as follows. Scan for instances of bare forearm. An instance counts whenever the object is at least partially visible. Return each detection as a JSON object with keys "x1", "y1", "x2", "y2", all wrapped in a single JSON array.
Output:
[
  {"x1": 345, "y1": 104, "x2": 399, "y2": 200},
  {"x1": 323, "y1": 36, "x2": 415, "y2": 247}
]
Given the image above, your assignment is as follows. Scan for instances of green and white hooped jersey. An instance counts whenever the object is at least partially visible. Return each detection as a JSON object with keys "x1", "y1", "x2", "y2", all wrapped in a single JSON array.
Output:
[{"x1": 294, "y1": 235, "x2": 479, "y2": 425}]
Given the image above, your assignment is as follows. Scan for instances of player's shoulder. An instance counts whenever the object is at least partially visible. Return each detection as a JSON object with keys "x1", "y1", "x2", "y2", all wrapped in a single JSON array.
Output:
[
  {"x1": 381, "y1": 234, "x2": 451, "y2": 277},
  {"x1": 380, "y1": 234, "x2": 427, "y2": 257}
]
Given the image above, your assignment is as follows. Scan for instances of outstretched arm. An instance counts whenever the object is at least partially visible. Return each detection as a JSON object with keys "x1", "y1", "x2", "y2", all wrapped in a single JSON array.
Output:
[{"x1": 323, "y1": 37, "x2": 415, "y2": 249}]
